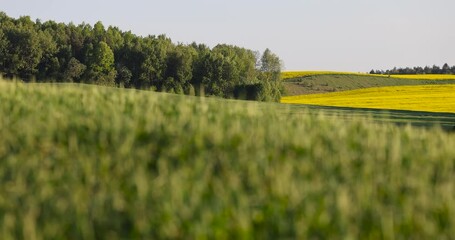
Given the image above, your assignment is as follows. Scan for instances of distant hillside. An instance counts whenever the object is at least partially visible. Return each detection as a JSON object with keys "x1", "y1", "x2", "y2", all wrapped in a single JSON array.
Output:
[
  {"x1": 282, "y1": 71, "x2": 374, "y2": 80},
  {"x1": 282, "y1": 71, "x2": 455, "y2": 80},
  {"x1": 282, "y1": 73, "x2": 455, "y2": 96}
]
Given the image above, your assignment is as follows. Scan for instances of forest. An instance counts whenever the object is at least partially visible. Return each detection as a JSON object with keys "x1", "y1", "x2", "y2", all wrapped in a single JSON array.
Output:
[
  {"x1": 0, "y1": 12, "x2": 282, "y2": 101},
  {"x1": 370, "y1": 63, "x2": 455, "y2": 75}
]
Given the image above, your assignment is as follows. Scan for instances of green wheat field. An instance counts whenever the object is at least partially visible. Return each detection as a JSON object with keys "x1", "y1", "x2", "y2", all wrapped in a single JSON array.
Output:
[{"x1": 1, "y1": 79, "x2": 455, "y2": 239}]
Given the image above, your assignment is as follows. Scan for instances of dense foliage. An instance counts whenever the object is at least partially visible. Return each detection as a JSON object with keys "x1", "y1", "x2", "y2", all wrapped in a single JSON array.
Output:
[
  {"x1": 0, "y1": 12, "x2": 282, "y2": 101},
  {"x1": 370, "y1": 63, "x2": 455, "y2": 75},
  {"x1": 1, "y1": 80, "x2": 455, "y2": 239}
]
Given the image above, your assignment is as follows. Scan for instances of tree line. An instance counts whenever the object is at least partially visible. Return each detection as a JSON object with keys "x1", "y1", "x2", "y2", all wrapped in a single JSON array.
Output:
[
  {"x1": 0, "y1": 12, "x2": 283, "y2": 101},
  {"x1": 370, "y1": 63, "x2": 455, "y2": 75}
]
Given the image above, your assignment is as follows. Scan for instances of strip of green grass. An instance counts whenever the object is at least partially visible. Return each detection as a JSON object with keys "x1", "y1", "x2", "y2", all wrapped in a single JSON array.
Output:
[
  {"x1": 283, "y1": 74, "x2": 455, "y2": 96},
  {"x1": 1, "y1": 81, "x2": 455, "y2": 239},
  {"x1": 282, "y1": 71, "x2": 455, "y2": 80},
  {"x1": 287, "y1": 104, "x2": 455, "y2": 131}
]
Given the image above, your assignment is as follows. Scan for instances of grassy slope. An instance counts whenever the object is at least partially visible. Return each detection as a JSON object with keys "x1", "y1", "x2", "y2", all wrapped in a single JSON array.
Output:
[
  {"x1": 283, "y1": 74, "x2": 455, "y2": 96},
  {"x1": 282, "y1": 71, "x2": 455, "y2": 80},
  {"x1": 1, "y1": 80, "x2": 455, "y2": 239},
  {"x1": 282, "y1": 71, "x2": 374, "y2": 80}
]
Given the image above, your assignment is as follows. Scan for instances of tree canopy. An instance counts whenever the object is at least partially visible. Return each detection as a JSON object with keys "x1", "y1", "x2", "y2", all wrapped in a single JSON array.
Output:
[
  {"x1": 0, "y1": 12, "x2": 283, "y2": 101},
  {"x1": 370, "y1": 64, "x2": 455, "y2": 75}
]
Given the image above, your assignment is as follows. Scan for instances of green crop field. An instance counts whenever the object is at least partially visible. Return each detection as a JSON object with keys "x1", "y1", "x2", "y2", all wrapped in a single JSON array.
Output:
[{"x1": 1, "y1": 79, "x2": 455, "y2": 239}]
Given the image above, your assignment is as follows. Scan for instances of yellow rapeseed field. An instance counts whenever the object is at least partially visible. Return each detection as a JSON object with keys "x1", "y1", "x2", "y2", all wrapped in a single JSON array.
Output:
[
  {"x1": 282, "y1": 71, "x2": 455, "y2": 80},
  {"x1": 281, "y1": 84, "x2": 455, "y2": 113}
]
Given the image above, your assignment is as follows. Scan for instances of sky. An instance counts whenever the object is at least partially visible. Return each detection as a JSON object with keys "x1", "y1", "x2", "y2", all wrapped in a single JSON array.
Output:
[{"x1": 1, "y1": 0, "x2": 455, "y2": 72}]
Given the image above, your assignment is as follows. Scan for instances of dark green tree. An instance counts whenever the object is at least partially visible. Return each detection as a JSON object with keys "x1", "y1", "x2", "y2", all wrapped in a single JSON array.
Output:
[
  {"x1": 64, "y1": 57, "x2": 86, "y2": 82},
  {"x1": 2, "y1": 25, "x2": 43, "y2": 78},
  {"x1": 164, "y1": 45, "x2": 196, "y2": 91},
  {"x1": 139, "y1": 35, "x2": 172, "y2": 89},
  {"x1": 36, "y1": 29, "x2": 58, "y2": 79},
  {"x1": 116, "y1": 66, "x2": 132, "y2": 87},
  {"x1": 442, "y1": 63, "x2": 450, "y2": 74},
  {"x1": 0, "y1": 29, "x2": 8, "y2": 70}
]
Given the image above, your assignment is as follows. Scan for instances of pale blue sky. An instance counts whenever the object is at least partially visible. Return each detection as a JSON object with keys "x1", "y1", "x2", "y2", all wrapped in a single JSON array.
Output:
[{"x1": 2, "y1": 0, "x2": 454, "y2": 72}]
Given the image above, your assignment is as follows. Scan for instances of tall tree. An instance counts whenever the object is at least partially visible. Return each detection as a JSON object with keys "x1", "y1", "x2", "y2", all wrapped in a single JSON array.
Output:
[
  {"x1": 139, "y1": 35, "x2": 172, "y2": 89},
  {"x1": 93, "y1": 21, "x2": 106, "y2": 42},
  {"x1": 2, "y1": 26, "x2": 43, "y2": 78},
  {"x1": 260, "y1": 48, "x2": 281, "y2": 82},
  {"x1": 164, "y1": 44, "x2": 196, "y2": 91},
  {"x1": 86, "y1": 41, "x2": 116, "y2": 85},
  {"x1": 442, "y1": 63, "x2": 450, "y2": 74},
  {"x1": 105, "y1": 26, "x2": 124, "y2": 52},
  {"x1": 0, "y1": 29, "x2": 8, "y2": 70}
]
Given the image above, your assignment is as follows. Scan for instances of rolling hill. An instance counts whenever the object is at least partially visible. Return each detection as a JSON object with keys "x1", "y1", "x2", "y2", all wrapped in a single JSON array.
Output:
[{"x1": 282, "y1": 73, "x2": 455, "y2": 96}]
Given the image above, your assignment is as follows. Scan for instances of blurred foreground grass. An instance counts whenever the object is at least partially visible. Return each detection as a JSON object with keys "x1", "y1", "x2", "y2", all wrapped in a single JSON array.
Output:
[{"x1": 1, "y1": 80, "x2": 455, "y2": 239}]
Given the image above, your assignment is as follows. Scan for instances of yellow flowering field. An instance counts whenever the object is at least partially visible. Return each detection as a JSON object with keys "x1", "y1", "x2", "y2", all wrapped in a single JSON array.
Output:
[
  {"x1": 282, "y1": 71, "x2": 455, "y2": 80},
  {"x1": 281, "y1": 84, "x2": 455, "y2": 113}
]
